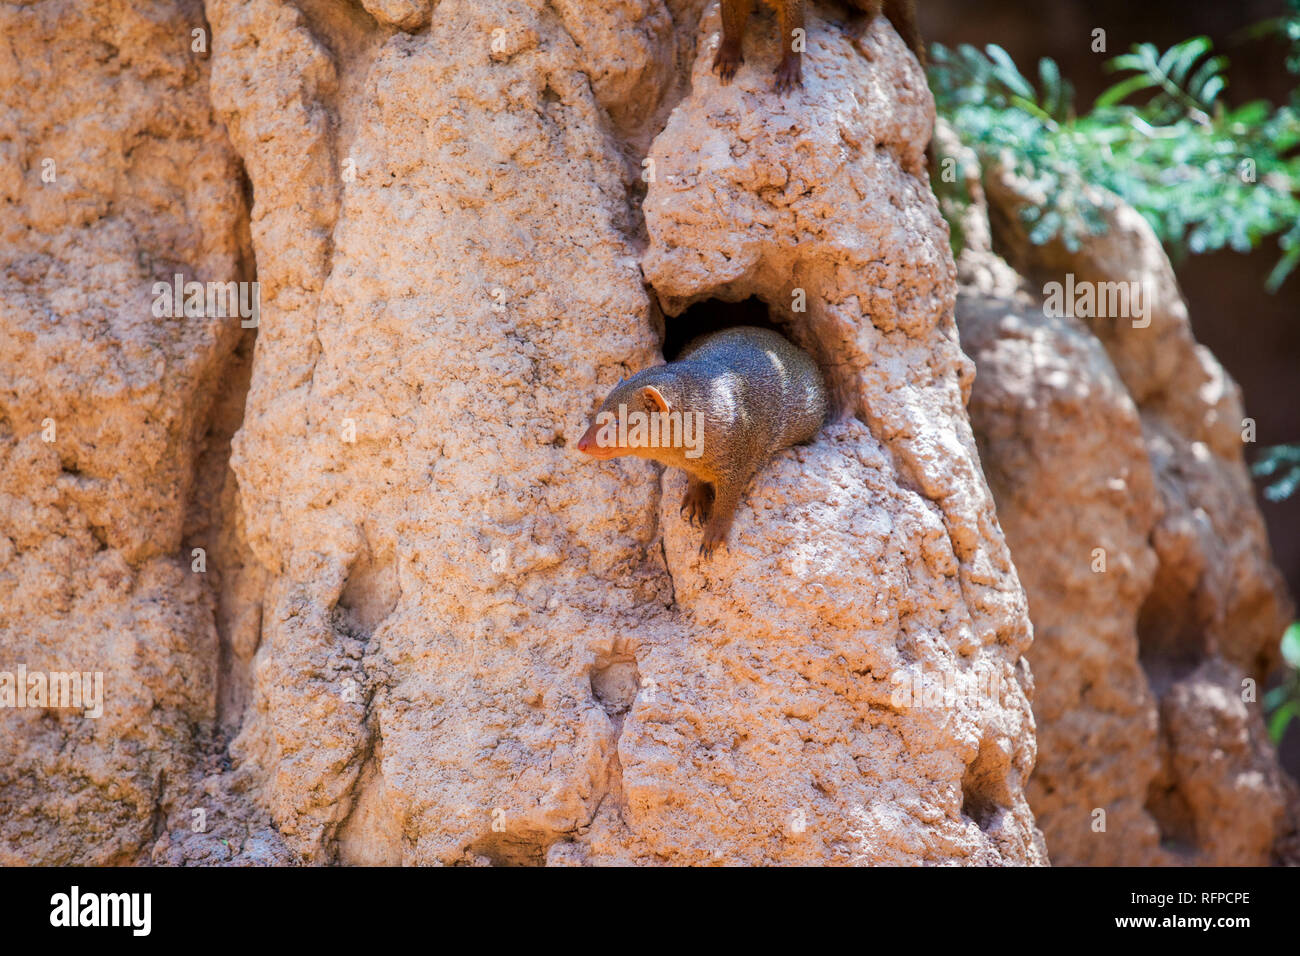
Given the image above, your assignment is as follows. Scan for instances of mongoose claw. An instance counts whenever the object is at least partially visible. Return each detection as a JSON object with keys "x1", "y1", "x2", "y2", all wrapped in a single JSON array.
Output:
[
  {"x1": 713, "y1": 44, "x2": 743, "y2": 84},
  {"x1": 698, "y1": 529, "x2": 728, "y2": 559},
  {"x1": 773, "y1": 56, "x2": 801, "y2": 94},
  {"x1": 680, "y1": 484, "x2": 713, "y2": 528}
]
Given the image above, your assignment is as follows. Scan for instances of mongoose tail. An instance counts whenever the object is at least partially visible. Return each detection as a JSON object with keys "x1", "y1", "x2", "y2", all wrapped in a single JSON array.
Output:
[{"x1": 578, "y1": 326, "x2": 828, "y2": 558}]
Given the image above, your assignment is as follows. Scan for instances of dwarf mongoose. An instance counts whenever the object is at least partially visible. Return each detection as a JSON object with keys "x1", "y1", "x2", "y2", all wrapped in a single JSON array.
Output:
[{"x1": 577, "y1": 326, "x2": 828, "y2": 558}]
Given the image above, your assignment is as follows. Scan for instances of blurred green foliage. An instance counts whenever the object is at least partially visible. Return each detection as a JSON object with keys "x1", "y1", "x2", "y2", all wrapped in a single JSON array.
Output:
[
  {"x1": 1264, "y1": 623, "x2": 1300, "y2": 743},
  {"x1": 1254, "y1": 443, "x2": 1300, "y2": 504},
  {"x1": 929, "y1": 2, "x2": 1300, "y2": 290}
]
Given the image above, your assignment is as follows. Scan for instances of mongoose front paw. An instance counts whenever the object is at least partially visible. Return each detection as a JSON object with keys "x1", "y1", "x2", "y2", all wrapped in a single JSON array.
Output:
[
  {"x1": 773, "y1": 55, "x2": 801, "y2": 94},
  {"x1": 698, "y1": 521, "x2": 731, "y2": 559},
  {"x1": 680, "y1": 483, "x2": 714, "y2": 527},
  {"x1": 698, "y1": 530, "x2": 727, "y2": 559},
  {"x1": 713, "y1": 43, "x2": 743, "y2": 84}
]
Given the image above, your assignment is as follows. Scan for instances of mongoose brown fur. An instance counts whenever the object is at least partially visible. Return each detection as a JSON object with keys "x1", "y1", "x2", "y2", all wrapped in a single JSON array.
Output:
[
  {"x1": 577, "y1": 326, "x2": 828, "y2": 558},
  {"x1": 713, "y1": 0, "x2": 925, "y2": 94}
]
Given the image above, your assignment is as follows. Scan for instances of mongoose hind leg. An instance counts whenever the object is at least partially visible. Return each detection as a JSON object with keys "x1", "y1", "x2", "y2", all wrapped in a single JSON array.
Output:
[
  {"x1": 774, "y1": 52, "x2": 801, "y2": 94},
  {"x1": 713, "y1": 0, "x2": 754, "y2": 84},
  {"x1": 680, "y1": 477, "x2": 714, "y2": 528},
  {"x1": 840, "y1": 0, "x2": 924, "y2": 66},
  {"x1": 884, "y1": 0, "x2": 925, "y2": 65},
  {"x1": 774, "y1": 0, "x2": 805, "y2": 94},
  {"x1": 837, "y1": 0, "x2": 879, "y2": 42},
  {"x1": 699, "y1": 479, "x2": 745, "y2": 558},
  {"x1": 712, "y1": 37, "x2": 744, "y2": 84}
]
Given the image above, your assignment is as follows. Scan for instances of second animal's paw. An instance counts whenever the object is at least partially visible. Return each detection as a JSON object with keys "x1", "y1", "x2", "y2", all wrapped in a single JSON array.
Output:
[
  {"x1": 773, "y1": 55, "x2": 802, "y2": 94},
  {"x1": 712, "y1": 43, "x2": 743, "y2": 84},
  {"x1": 680, "y1": 483, "x2": 714, "y2": 527},
  {"x1": 845, "y1": 12, "x2": 871, "y2": 42}
]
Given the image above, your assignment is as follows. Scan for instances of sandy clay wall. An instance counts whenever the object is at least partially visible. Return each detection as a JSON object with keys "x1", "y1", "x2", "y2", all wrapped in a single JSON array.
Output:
[{"x1": 0, "y1": 0, "x2": 1291, "y2": 865}]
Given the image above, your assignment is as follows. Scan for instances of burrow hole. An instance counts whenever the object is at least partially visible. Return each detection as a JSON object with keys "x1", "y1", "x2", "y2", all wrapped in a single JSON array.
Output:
[
  {"x1": 656, "y1": 293, "x2": 852, "y2": 419},
  {"x1": 961, "y1": 735, "x2": 1010, "y2": 833}
]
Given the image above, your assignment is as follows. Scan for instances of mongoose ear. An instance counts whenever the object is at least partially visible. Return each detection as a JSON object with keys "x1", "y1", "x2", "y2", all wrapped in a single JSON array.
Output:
[{"x1": 641, "y1": 385, "x2": 671, "y2": 413}]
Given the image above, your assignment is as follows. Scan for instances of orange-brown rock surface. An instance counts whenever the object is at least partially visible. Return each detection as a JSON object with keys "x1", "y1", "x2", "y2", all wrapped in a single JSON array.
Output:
[
  {"x1": 193, "y1": 0, "x2": 1044, "y2": 866},
  {"x1": 1, "y1": 0, "x2": 1291, "y2": 867},
  {"x1": 0, "y1": 0, "x2": 269, "y2": 863},
  {"x1": 949, "y1": 138, "x2": 1298, "y2": 865}
]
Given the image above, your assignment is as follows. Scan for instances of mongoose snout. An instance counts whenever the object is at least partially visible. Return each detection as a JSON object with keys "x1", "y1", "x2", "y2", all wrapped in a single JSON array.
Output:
[
  {"x1": 578, "y1": 326, "x2": 829, "y2": 558},
  {"x1": 576, "y1": 422, "x2": 622, "y2": 460}
]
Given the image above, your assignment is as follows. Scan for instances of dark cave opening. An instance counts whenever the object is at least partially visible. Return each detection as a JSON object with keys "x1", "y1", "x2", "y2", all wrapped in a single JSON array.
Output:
[
  {"x1": 655, "y1": 293, "x2": 849, "y2": 422},
  {"x1": 659, "y1": 295, "x2": 787, "y2": 362}
]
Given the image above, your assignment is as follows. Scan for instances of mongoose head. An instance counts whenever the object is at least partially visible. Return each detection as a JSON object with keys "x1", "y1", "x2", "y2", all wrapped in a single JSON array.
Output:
[{"x1": 577, "y1": 368, "x2": 701, "y2": 466}]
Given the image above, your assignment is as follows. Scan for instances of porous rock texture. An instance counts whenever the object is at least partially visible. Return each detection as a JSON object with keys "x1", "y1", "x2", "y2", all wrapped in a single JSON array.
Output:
[
  {"x1": 0, "y1": 0, "x2": 280, "y2": 863},
  {"x1": 190, "y1": 0, "x2": 1043, "y2": 865},
  {"x1": 943, "y1": 129, "x2": 1299, "y2": 865},
  {"x1": 10, "y1": 0, "x2": 1288, "y2": 868}
]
